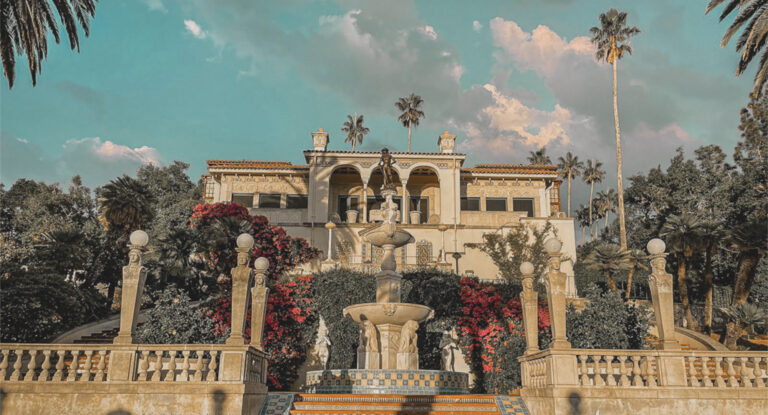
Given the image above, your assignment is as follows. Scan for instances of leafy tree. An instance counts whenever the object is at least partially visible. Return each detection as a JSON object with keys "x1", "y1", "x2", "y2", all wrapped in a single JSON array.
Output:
[
  {"x1": 582, "y1": 243, "x2": 632, "y2": 291},
  {"x1": 707, "y1": 0, "x2": 768, "y2": 96},
  {"x1": 1, "y1": 0, "x2": 97, "y2": 88},
  {"x1": 527, "y1": 146, "x2": 552, "y2": 165},
  {"x1": 341, "y1": 113, "x2": 370, "y2": 151},
  {"x1": 582, "y1": 160, "x2": 605, "y2": 240},
  {"x1": 660, "y1": 213, "x2": 703, "y2": 330},
  {"x1": 590, "y1": 8, "x2": 640, "y2": 251},
  {"x1": 466, "y1": 221, "x2": 556, "y2": 285},
  {"x1": 136, "y1": 287, "x2": 219, "y2": 344},
  {"x1": 97, "y1": 175, "x2": 155, "y2": 231},
  {"x1": 624, "y1": 248, "x2": 648, "y2": 298},
  {"x1": 395, "y1": 93, "x2": 425, "y2": 152},
  {"x1": 557, "y1": 152, "x2": 584, "y2": 217},
  {"x1": 726, "y1": 220, "x2": 768, "y2": 306},
  {"x1": 719, "y1": 302, "x2": 768, "y2": 349}
]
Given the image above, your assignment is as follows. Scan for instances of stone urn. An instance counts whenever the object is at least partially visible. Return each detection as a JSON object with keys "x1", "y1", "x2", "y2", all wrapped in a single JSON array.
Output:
[
  {"x1": 409, "y1": 211, "x2": 421, "y2": 224},
  {"x1": 346, "y1": 210, "x2": 359, "y2": 224}
]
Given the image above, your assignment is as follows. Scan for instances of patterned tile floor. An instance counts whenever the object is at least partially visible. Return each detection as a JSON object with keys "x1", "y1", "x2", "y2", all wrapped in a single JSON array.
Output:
[{"x1": 494, "y1": 395, "x2": 530, "y2": 415}]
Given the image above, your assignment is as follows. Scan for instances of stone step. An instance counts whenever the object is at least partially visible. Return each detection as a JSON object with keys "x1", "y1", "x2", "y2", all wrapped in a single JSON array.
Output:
[{"x1": 288, "y1": 394, "x2": 510, "y2": 415}]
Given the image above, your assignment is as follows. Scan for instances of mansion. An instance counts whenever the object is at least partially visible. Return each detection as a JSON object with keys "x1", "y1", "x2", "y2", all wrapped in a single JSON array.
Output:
[{"x1": 202, "y1": 129, "x2": 577, "y2": 291}]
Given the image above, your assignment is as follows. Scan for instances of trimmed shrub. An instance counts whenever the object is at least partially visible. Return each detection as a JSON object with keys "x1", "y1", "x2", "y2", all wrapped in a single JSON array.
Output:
[{"x1": 136, "y1": 287, "x2": 219, "y2": 344}]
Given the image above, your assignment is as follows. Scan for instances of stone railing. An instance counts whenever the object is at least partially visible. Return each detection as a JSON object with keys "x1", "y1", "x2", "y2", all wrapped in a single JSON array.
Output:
[
  {"x1": 0, "y1": 343, "x2": 267, "y2": 384},
  {"x1": 520, "y1": 349, "x2": 768, "y2": 389}
]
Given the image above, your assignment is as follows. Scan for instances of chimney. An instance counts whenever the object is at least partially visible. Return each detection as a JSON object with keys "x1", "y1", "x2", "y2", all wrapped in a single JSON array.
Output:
[
  {"x1": 312, "y1": 128, "x2": 329, "y2": 151},
  {"x1": 438, "y1": 130, "x2": 456, "y2": 153}
]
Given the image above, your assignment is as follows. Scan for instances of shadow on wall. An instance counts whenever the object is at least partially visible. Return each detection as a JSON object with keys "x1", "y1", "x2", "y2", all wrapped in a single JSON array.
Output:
[
  {"x1": 213, "y1": 389, "x2": 226, "y2": 415},
  {"x1": 107, "y1": 410, "x2": 131, "y2": 415},
  {"x1": 0, "y1": 388, "x2": 5, "y2": 415},
  {"x1": 568, "y1": 391, "x2": 582, "y2": 415}
]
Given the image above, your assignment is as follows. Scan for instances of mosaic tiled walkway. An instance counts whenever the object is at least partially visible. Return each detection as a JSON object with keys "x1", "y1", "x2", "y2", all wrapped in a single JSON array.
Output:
[{"x1": 259, "y1": 393, "x2": 529, "y2": 415}]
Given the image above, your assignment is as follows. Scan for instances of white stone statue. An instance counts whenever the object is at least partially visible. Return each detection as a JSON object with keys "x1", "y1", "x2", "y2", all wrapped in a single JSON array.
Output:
[
  {"x1": 316, "y1": 322, "x2": 332, "y2": 370},
  {"x1": 439, "y1": 328, "x2": 460, "y2": 371}
]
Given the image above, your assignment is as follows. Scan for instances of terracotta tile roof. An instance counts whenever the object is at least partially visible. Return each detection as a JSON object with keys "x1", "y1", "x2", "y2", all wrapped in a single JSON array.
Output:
[
  {"x1": 462, "y1": 163, "x2": 558, "y2": 174},
  {"x1": 303, "y1": 150, "x2": 465, "y2": 156},
  {"x1": 207, "y1": 160, "x2": 309, "y2": 170}
]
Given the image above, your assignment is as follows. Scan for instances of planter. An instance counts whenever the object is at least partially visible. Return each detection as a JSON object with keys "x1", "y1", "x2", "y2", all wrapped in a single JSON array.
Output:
[
  {"x1": 409, "y1": 211, "x2": 421, "y2": 224},
  {"x1": 346, "y1": 210, "x2": 359, "y2": 224}
]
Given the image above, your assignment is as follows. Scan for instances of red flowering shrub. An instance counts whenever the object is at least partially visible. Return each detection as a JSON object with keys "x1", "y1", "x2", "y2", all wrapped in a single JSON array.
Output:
[
  {"x1": 456, "y1": 277, "x2": 550, "y2": 392},
  {"x1": 211, "y1": 275, "x2": 316, "y2": 390}
]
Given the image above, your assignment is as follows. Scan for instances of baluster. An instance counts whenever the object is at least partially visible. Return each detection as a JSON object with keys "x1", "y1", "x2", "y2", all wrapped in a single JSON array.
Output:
[
  {"x1": 593, "y1": 356, "x2": 605, "y2": 386},
  {"x1": 700, "y1": 356, "x2": 712, "y2": 387},
  {"x1": 605, "y1": 355, "x2": 616, "y2": 386},
  {"x1": 618, "y1": 355, "x2": 630, "y2": 386},
  {"x1": 725, "y1": 357, "x2": 737, "y2": 387},
  {"x1": 180, "y1": 351, "x2": 190, "y2": 381},
  {"x1": 79, "y1": 350, "x2": 94, "y2": 382},
  {"x1": 631, "y1": 356, "x2": 643, "y2": 386},
  {"x1": 23, "y1": 350, "x2": 37, "y2": 381},
  {"x1": 95, "y1": 350, "x2": 107, "y2": 382},
  {"x1": 137, "y1": 351, "x2": 149, "y2": 381},
  {"x1": 11, "y1": 349, "x2": 23, "y2": 381},
  {"x1": 645, "y1": 356, "x2": 657, "y2": 388},
  {"x1": 165, "y1": 351, "x2": 177, "y2": 382},
  {"x1": 753, "y1": 357, "x2": 765, "y2": 388},
  {"x1": 0, "y1": 349, "x2": 8, "y2": 381},
  {"x1": 54, "y1": 350, "x2": 66, "y2": 381},
  {"x1": 67, "y1": 350, "x2": 79, "y2": 381},
  {"x1": 740, "y1": 357, "x2": 752, "y2": 388},
  {"x1": 38, "y1": 350, "x2": 52, "y2": 382},
  {"x1": 578, "y1": 354, "x2": 589, "y2": 386},
  {"x1": 151, "y1": 351, "x2": 163, "y2": 382},
  {"x1": 206, "y1": 351, "x2": 219, "y2": 381},
  {"x1": 687, "y1": 356, "x2": 700, "y2": 387},
  {"x1": 713, "y1": 356, "x2": 725, "y2": 387},
  {"x1": 193, "y1": 351, "x2": 204, "y2": 381}
]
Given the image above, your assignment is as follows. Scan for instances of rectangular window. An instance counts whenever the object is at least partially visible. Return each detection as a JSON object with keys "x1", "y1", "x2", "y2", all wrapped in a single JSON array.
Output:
[
  {"x1": 512, "y1": 198, "x2": 535, "y2": 217},
  {"x1": 486, "y1": 197, "x2": 507, "y2": 212},
  {"x1": 338, "y1": 195, "x2": 360, "y2": 221},
  {"x1": 461, "y1": 196, "x2": 480, "y2": 211},
  {"x1": 258, "y1": 193, "x2": 281, "y2": 209},
  {"x1": 231, "y1": 193, "x2": 254, "y2": 208},
  {"x1": 286, "y1": 194, "x2": 308, "y2": 209},
  {"x1": 409, "y1": 196, "x2": 429, "y2": 223}
]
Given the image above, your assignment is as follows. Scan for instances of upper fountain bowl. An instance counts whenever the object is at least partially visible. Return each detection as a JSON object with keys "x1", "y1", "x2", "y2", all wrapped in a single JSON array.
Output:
[{"x1": 360, "y1": 227, "x2": 415, "y2": 248}]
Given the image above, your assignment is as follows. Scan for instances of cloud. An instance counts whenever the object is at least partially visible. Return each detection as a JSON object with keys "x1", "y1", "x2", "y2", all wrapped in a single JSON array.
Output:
[
  {"x1": 55, "y1": 81, "x2": 105, "y2": 119},
  {"x1": 184, "y1": 19, "x2": 207, "y2": 39},
  {"x1": 1, "y1": 132, "x2": 164, "y2": 188},
  {"x1": 143, "y1": 0, "x2": 167, "y2": 13},
  {"x1": 473, "y1": 20, "x2": 482, "y2": 32},
  {"x1": 420, "y1": 25, "x2": 438, "y2": 40}
]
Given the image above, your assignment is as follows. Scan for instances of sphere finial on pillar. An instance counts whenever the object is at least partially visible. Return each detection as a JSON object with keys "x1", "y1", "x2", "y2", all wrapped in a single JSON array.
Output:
[
  {"x1": 544, "y1": 238, "x2": 562, "y2": 254},
  {"x1": 647, "y1": 238, "x2": 666, "y2": 255},
  {"x1": 129, "y1": 230, "x2": 148, "y2": 247},
  {"x1": 254, "y1": 257, "x2": 269, "y2": 274},
  {"x1": 520, "y1": 261, "x2": 534, "y2": 276},
  {"x1": 236, "y1": 233, "x2": 254, "y2": 250}
]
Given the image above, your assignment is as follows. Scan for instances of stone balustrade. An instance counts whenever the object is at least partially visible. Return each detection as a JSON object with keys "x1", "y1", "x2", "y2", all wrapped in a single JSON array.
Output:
[{"x1": 0, "y1": 343, "x2": 267, "y2": 384}]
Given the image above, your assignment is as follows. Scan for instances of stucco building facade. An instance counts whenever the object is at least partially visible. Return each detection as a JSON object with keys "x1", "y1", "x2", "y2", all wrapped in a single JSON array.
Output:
[{"x1": 203, "y1": 129, "x2": 577, "y2": 291}]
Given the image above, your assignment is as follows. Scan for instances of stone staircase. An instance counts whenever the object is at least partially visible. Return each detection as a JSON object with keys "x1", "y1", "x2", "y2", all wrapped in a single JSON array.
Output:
[
  {"x1": 260, "y1": 393, "x2": 529, "y2": 415},
  {"x1": 73, "y1": 327, "x2": 120, "y2": 344}
]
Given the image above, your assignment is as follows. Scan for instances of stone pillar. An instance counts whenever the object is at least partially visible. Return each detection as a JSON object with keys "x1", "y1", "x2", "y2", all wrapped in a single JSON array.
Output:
[
  {"x1": 401, "y1": 179, "x2": 409, "y2": 224},
  {"x1": 647, "y1": 239, "x2": 681, "y2": 350},
  {"x1": 312, "y1": 128, "x2": 329, "y2": 151},
  {"x1": 520, "y1": 262, "x2": 540, "y2": 355},
  {"x1": 438, "y1": 224, "x2": 448, "y2": 263},
  {"x1": 324, "y1": 222, "x2": 335, "y2": 261},
  {"x1": 362, "y1": 183, "x2": 368, "y2": 223},
  {"x1": 543, "y1": 238, "x2": 571, "y2": 350},
  {"x1": 114, "y1": 230, "x2": 149, "y2": 345},
  {"x1": 226, "y1": 234, "x2": 254, "y2": 345},
  {"x1": 250, "y1": 257, "x2": 270, "y2": 350}
]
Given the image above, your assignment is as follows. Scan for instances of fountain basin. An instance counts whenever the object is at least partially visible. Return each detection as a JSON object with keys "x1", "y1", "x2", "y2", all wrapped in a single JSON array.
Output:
[
  {"x1": 343, "y1": 303, "x2": 434, "y2": 325},
  {"x1": 359, "y1": 228, "x2": 415, "y2": 248}
]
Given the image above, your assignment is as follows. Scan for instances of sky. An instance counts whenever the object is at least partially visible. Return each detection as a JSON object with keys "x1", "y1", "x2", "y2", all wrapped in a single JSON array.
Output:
[{"x1": 0, "y1": 0, "x2": 756, "y2": 212}]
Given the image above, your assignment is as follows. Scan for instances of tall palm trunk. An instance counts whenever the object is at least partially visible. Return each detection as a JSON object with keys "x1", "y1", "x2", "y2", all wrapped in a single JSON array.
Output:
[
  {"x1": 407, "y1": 121, "x2": 412, "y2": 152},
  {"x1": 352, "y1": 139, "x2": 356, "y2": 152},
  {"x1": 677, "y1": 254, "x2": 698, "y2": 330},
  {"x1": 581, "y1": 227, "x2": 585, "y2": 244},
  {"x1": 703, "y1": 245, "x2": 715, "y2": 334},
  {"x1": 625, "y1": 265, "x2": 636, "y2": 298},
  {"x1": 607, "y1": 273, "x2": 617, "y2": 292},
  {"x1": 567, "y1": 170, "x2": 572, "y2": 217},
  {"x1": 589, "y1": 182, "x2": 595, "y2": 240},
  {"x1": 612, "y1": 58, "x2": 628, "y2": 250},
  {"x1": 733, "y1": 253, "x2": 759, "y2": 305}
]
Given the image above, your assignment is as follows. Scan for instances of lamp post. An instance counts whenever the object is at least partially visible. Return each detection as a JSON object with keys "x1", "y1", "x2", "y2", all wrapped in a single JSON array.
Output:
[
  {"x1": 452, "y1": 252, "x2": 461, "y2": 274},
  {"x1": 437, "y1": 224, "x2": 449, "y2": 263},
  {"x1": 325, "y1": 221, "x2": 336, "y2": 261},
  {"x1": 226, "y1": 233, "x2": 254, "y2": 345},
  {"x1": 520, "y1": 261, "x2": 539, "y2": 355},
  {"x1": 543, "y1": 238, "x2": 570, "y2": 350}
]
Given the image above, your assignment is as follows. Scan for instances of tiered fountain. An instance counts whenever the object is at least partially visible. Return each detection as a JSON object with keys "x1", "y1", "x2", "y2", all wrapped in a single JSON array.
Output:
[{"x1": 305, "y1": 175, "x2": 469, "y2": 395}]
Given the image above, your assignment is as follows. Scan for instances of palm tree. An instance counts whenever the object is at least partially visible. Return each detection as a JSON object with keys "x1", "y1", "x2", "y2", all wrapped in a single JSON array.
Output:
[
  {"x1": 719, "y1": 303, "x2": 768, "y2": 349},
  {"x1": 624, "y1": 248, "x2": 648, "y2": 299},
  {"x1": 660, "y1": 213, "x2": 703, "y2": 331},
  {"x1": 590, "y1": 8, "x2": 640, "y2": 251},
  {"x1": 699, "y1": 220, "x2": 724, "y2": 334},
  {"x1": 707, "y1": 1, "x2": 768, "y2": 96},
  {"x1": 1, "y1": 0, "x2": 97, "y2": 89},
  {"x1": 597, "y1": 189, "x2": 618, "y2": 232},
  {"x1": 726, "y1": 219, "x2": 768, "y2": 306},
  {"x1": 527, "y1": 147, "x2": 552, "y2": 165},
  {"x1": 582, "y1": 160, "x2": 605, "y2": 240},
  {"x1": 583, "y1": 243, "x2": 633, "y2": 291},
  {"x1": 575, "y1": 205, "x2": 590, "y2": 244},
  {"x1": 98, "y1": 175, "x2": 155, "y2": 231},
  {"x1": 395, "y1": 93, "x2": 425, "y2": 152},
  {"x1": 341, "y1": 113, "x2": 370, "y2": 151},
  {"x1": 557, "y1": 152, "x2": 584, "y2": 217}
]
